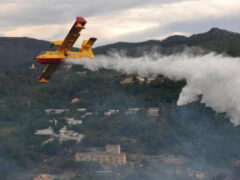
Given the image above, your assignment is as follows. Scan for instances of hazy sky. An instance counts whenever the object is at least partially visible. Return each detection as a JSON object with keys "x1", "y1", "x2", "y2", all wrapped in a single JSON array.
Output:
[{"x1": 0, "y1": 0, "x2": 240, "y2": 46}]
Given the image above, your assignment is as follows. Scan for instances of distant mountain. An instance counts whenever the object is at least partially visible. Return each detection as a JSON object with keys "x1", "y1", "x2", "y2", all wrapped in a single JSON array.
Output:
[
  {"x1": 94, "y1": 28, "x2": 240, "y2": 56},
  {"x1": 0, "y1": 37, "x2": 50, "y2": 69},
  {"x1": 189, "y1": 28, "x2": 239, "y2": 42},
  {"x1": 161, "y1": 35, "x2": 188, "y2": 45},
  {"x1": 1, "y1": 28, "x2": 240, "y2": 69}
]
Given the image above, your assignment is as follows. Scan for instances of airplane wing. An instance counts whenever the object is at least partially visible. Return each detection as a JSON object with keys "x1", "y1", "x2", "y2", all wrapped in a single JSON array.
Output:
[
  {"x1": 38, "y1": 64, "x2": 60, "y2": 83},
  {"x1": 58, "y1": 17, "x2": 87, "y2": 52}
]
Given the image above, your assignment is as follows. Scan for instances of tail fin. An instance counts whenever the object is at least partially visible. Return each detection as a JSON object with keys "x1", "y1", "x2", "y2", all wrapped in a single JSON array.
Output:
[{"x1": 80, "y1": 38, "x2": 97, "y2": 58}]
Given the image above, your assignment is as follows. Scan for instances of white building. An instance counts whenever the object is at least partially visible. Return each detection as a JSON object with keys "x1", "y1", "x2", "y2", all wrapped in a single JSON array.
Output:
[
  {"x1": 35, "y1": 126, "x2": 84, "y2": 145},
  {"x1": 125, "y1": 108, "x2": 140, "y2": 115},
  {"x1": 136, "y1": 76, "x2": 145, "y2": 82},
  {"x1": 65, "y1": 118, "x2": 82, "y2": 125},
  {"x1": 58, "y1": 126, "x2": 84, "y2": 143},
  {"x1": 29, "y1": 63, "x2": 35, "y2": 70},
  {"x1": 148, "y1": 107, "x2": 159, "y2": 117},
  {"x1": 104, "y1": 109, "x2": 119, "y2": 116},
  {"x1": 45, "y1": 109, "x2": 69, "y2": 114},
  {"x1": 81, "y1": 112, "x2": 93, "y2": 118},
  {"x1": 77, "y1": 108, "x2": 87, "y2": 112},
  {"x1": 35, "y1": 127, "x2": 55, "y2": 136}
]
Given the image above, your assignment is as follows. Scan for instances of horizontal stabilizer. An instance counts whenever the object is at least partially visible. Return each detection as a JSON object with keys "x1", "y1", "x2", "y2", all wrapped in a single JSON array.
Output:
[
  {"x1": 86, "y1": 38, "x2": 97, "y2": 48},
  {"x1": 80, "y1": 37, "x2": 97, "y2": 58}
]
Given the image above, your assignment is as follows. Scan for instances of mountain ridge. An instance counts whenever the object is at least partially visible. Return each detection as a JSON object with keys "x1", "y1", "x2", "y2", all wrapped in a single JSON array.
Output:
[
  {"x1": 0, "y1": 27, "x2": 240, "y2": 69},
  {"x1": 94, "y1": 28, "x2": 240, "y2": 54}
]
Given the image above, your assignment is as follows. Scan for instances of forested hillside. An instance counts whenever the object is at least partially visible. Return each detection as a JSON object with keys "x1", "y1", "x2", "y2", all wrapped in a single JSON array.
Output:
[{"x1": 0, "y1": 28, "x2": 240, "y2": 179}]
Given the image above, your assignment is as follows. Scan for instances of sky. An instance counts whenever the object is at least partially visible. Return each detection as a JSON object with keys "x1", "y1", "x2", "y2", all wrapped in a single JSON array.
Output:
[{"x1": 0, "y1": 0, "x2": 240, "y2": 46}]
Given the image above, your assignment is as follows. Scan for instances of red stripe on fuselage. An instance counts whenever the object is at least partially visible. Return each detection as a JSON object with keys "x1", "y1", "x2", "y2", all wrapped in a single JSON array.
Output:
[{"x1": 36, "y1": 57, "x2": 65, "y2": 64}]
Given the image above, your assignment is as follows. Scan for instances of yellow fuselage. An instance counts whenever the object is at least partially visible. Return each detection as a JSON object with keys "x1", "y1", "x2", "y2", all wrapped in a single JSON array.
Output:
[{"x1": 36, "y1": 50, "x2": 94, "y2": 64}]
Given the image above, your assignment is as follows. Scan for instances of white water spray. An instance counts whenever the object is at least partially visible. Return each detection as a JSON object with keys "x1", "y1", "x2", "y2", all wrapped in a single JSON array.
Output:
[{"x1": 68, "y1": 52, "x2": 240, "y2": 126}]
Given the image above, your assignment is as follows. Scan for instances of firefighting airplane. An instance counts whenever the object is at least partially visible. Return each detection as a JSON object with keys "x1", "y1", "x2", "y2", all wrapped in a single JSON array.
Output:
[{"x1": 35, "y1": 17, "x2": 97, "y2": 83}]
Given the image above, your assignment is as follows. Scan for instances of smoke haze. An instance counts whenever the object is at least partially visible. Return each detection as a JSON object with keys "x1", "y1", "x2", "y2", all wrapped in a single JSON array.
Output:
[{"x1": 68, "y1": 52, "x2": 240, "y2": 126}]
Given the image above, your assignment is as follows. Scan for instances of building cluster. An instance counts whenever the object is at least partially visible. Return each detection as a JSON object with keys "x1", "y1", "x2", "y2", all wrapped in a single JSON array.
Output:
[
  {"x1": 76, "y1": 71, "x2": 87, "y2": 75},
  {"x1": 41, "y1": 106, "x2": 159, "y2": 145},
  {"x1": 65, "y1": 118, "x2": 82, "y2": 125},
  {"x1": 34, "y1": 174, "x2": 69, "y2": 180},
  {"x1": 75, "y1": 145, "x2": 126, "y2": 166},
  {"x1": 35, "y1": 126, "x2": 84, "y2": 145},
  {"x1": 120, "y1": 76, "x2": 156, "y2": 84},
  {"x1": 104, "y1": 107, "x2": 159, "y2": 117},
  {"x1": 49, "y1": 117, "x2": 82, "y2": 126},
  {"x1": 57, "y1": 126, "x2": 84, "y2": 143},
  {"x1": 44, "y1": 107, "x2": 160, "y2": 118},
  {"x1": 45, "y1": 109, "x2": 69, "y2": 114},
  {"x1": 44, "y1": 108, "x2": 92, "y2": 118},
  {"x1": 104, "y1": 109, "x2": 119, "y2": 116}
]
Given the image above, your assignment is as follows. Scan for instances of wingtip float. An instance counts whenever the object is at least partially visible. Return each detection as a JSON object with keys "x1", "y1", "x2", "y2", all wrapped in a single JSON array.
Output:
[{"x1": 35, "y1": 17, "x2": 97, "y2": 83}]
